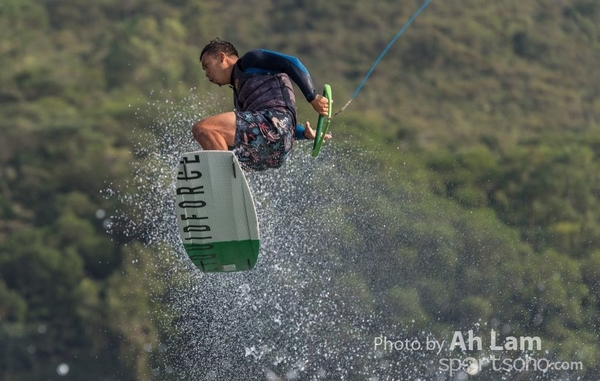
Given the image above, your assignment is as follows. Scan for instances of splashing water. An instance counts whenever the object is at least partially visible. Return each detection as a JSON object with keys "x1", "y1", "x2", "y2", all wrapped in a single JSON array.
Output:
[{"x1": 107, "y1": 93, "x2": 567, "y2": 381}]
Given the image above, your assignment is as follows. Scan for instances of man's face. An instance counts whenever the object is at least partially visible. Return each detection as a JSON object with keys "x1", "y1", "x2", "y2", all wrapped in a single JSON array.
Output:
[{"x1": 200, "y1": 52, "x2": 227, "y2": 85}]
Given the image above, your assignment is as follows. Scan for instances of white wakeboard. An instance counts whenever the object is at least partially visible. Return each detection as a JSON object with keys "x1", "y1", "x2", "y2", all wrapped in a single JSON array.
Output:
[{"x1": 175, "y1": 151, "x2": 260, "y2": 272}]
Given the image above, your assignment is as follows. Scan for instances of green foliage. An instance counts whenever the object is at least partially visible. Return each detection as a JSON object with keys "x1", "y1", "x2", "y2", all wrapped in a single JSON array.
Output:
[
  {"x1": 0, "y1": 279, "x2": 27, "y2": 322},
  {"x1": 384, "y1": 287, "x2": 430, "y2": 329},
  {"x1": 105, "y1": 243, "x2": 167, "y2": 380}
]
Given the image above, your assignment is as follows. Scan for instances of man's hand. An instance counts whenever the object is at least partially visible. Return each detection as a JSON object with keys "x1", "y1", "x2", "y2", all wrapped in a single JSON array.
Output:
[
  {"x1": 310, "y1": 94, "x2": 330, "y2": 116},
  {"x1": 303, "y1": 121, "x2": 332, "y2": 140}
]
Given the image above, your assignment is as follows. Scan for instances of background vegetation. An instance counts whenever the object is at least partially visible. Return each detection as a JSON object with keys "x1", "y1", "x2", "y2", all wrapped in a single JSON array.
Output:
[{"x1": 1, "y1": 0, "x2": 599, "y2": 379}]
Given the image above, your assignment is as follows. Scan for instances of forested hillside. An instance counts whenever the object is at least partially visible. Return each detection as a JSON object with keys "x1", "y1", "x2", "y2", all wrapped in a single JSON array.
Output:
[{"x1": 1, "y1": 0, "x2": 599, "y2": 379}]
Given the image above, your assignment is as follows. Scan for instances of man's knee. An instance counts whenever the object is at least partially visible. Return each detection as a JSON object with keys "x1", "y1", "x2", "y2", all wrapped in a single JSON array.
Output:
[
  {"x1": 191, "y1": 113, "x2": 236, "y2": 149},
  {"x1": 191, "y1": 120, "x2": 208, "y2": 142}
]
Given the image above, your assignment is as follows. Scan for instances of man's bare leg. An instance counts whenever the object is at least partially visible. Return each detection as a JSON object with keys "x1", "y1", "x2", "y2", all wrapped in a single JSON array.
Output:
[{"x1": 191, "y1": 111, "x2": 237, "y2": 150}]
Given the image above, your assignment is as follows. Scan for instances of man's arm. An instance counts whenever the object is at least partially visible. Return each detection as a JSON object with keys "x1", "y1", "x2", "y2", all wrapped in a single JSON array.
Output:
[{"x1": 239, "y1": 49, "x2": 318, "y2": 102}]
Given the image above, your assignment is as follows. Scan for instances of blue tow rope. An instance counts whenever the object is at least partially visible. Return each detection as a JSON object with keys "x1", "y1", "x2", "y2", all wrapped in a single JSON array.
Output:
[{"x1": 333, "y1": 0, "x2": 432, "y2": 118}]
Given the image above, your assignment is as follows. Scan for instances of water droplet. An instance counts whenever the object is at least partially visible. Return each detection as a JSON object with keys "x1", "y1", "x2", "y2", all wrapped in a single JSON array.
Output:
[{"x1": 57, "y1": 363, "x2": 69, "y2": 376}]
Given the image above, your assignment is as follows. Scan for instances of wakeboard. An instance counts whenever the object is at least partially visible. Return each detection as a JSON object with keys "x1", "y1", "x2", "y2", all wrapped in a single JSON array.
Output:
[{"x1": 175, "y1": 151, "x2": 260, "y2": 272}]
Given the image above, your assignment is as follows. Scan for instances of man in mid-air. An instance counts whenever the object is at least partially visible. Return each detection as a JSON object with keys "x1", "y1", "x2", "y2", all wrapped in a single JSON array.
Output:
[{"x1": 192, "y1": 38, "x2": 330, "y2": 171}]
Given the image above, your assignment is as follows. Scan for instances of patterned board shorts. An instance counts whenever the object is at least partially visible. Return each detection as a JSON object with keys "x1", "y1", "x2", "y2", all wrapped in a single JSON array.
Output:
[{"x1": 233, "y1": 109, "x2": 295, "y2": 171}]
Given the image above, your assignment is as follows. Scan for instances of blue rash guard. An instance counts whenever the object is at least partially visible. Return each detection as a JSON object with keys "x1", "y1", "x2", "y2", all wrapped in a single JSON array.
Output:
[
  {"x1": 235, "y1": 49, "x2": 318, "y2": 102},
  {"x1": 231, "y1": 49, "x2": 318, "y2": 139},
  {"x1": 228, "y1": 49, "x2": 322, "y2": 171}
]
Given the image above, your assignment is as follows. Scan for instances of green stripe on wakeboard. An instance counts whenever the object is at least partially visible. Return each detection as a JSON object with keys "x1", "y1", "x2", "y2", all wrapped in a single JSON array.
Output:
[
  {"x1": 184, "y1": 239, "x2": 260, "y2": 272},
  {"x1": 311, "y1": 84, "x2": 333, "y2": 157}
]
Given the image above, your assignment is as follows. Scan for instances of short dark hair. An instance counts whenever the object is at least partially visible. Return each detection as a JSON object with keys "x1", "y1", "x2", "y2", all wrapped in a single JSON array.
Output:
[{"x1": 200, "y1": 38, "x2": 239, "y2": 60}]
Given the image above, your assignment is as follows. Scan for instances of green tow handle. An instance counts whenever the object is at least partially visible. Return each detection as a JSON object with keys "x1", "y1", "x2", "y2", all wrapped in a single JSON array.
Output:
[{"x1": 311, "y1": 84, "x2": 332, "y2": 157}]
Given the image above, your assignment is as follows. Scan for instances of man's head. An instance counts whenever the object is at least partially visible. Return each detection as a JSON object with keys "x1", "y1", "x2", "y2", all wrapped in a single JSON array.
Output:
[
  {"x1": 200, "y1": 38, "x2": 239, "y2": 61},
  {"x1": 199, "y1": 38, "x2": 239, "y2": 86}
]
